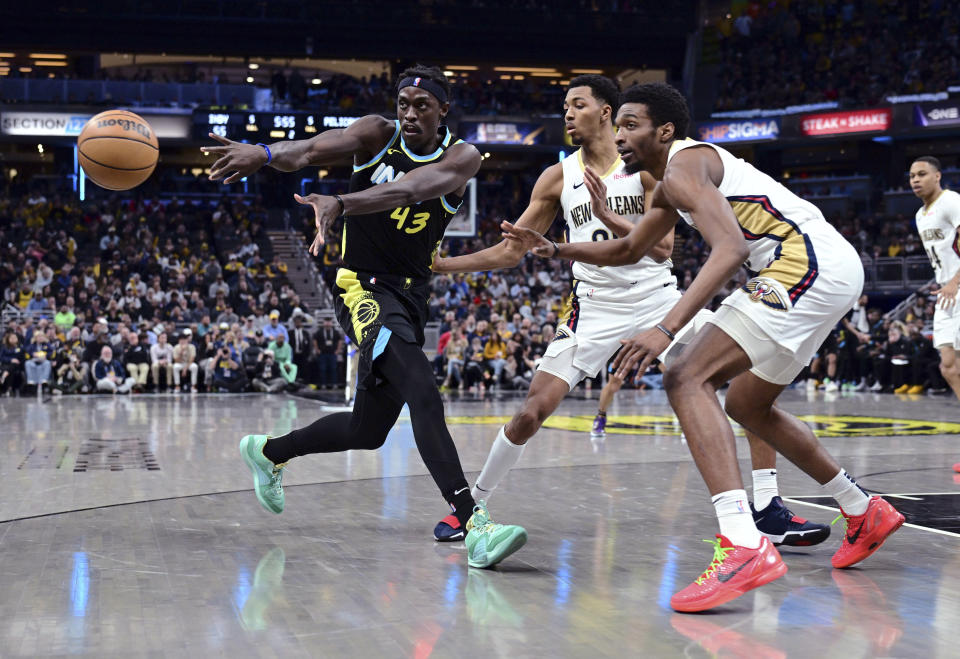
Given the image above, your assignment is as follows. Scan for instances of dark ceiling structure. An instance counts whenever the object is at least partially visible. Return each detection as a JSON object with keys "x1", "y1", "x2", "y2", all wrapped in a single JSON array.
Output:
[{"x1": 3, "y1": 0, "x2": 697, "y2": 71}]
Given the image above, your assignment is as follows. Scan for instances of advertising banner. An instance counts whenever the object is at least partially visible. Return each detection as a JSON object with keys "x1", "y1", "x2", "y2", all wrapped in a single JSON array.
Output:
[
  {"x1": 914, "y1": 101, "x2": 960, "y2": 128},
  {"x1": 459, "y1": 121, "x2": 545, "y2": 145},
  {"x1": 697, "y1": 118, "x2": 780, "y2": 143},
  {"x1": 0, "y1": 110, "x2": 191, "y2": 139},
  {"x1": 800, "y1": 108, "x2": 891, "y2": 136}
]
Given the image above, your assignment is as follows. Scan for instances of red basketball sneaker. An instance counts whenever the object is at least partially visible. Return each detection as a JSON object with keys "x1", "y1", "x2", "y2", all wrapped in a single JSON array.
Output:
[
  {"x1": 670, "y1": 535, "x2": 787, "y2": 613},
  {"x1": 831, "y1": 496, "x2": 905, "y2": 569}
]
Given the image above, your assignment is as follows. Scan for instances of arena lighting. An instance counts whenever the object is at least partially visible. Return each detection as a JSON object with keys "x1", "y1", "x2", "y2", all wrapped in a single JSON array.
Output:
[
  {"x1": 246, "y1": 76, "x2": 254, "y2": 83},
  {"x1": 530, "y1": 72, "x2": 563, "y2": 77},
  {"x1": 0, "y1": 52, "x2": 15, "y2": 58},
  {"x1": 311, "y1": 78, "x2": 322, "y2": 85},
  {"x1": 19, "y1": 67, "x2": 31, "y2": 73},
  {"x1": 34, "y1": 61, "x2": 67, "y2": 67},
  {"x1": 493, "y1": 66, "x2": 558, "y2": 73},
  {"x1": 443, "y1": 71, "x2": 454, "y2": 77},
  {"x1": 571, "y1": 69, "x2": 604, "y2": 74},
  {"x1": 446, "y1": 65, "x2": 479, "y2": 71},
  {"x1": 28, "y1": 53, "x2": 66, "y2": 59},
  {"x1": 248, "y1": 63, "x2": 259, "y2": 70}
]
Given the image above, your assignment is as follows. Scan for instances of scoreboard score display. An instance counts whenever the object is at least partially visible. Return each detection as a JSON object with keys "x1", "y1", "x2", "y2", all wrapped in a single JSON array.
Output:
[{"x1": 198, "y1": 111, "x2": 360, "y2": 142}]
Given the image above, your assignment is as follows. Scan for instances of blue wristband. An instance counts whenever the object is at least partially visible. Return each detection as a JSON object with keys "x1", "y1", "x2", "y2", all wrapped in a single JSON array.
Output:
[{"x1": 256, "y1": 143, "x2": 272, "y2": 164}]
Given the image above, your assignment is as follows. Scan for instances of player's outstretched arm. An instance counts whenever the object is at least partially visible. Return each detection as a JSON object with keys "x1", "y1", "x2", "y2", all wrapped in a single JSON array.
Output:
[
  {"x1": 204, "y1": 115, "x2": 392, "y2": 183},
  {"x1": 300, "y1": 142, "x2": 481, "y2": 256},
  {"x1": 512, "y1": 202, "x2": 677, "y2": 265},
  {"x1": 432, "y1": 163, "x2": 563, "y2": 273}
]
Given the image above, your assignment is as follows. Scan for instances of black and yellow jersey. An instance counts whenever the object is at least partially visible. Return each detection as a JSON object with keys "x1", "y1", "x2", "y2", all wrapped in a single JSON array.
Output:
[{"x1": 342, "y1": 120, "x2": 464, "y2": 279}]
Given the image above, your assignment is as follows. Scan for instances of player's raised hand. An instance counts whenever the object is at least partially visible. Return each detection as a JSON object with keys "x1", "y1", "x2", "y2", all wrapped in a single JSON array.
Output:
[
  {"x1": 612, "y1": 328, "x2": 671, "y2": 380},
  {"x1": 203, "y1": 133, "x2": 269, "y2": 183},
  {"x1": 295, "y1": 193, "x2": 341, "y2": 256},
  {"x1": 583, "y1": 166, "x2": 611, "y2": 219},
  {"x1": 501, "y1": 220, "x2": 555, "y2": 257}
]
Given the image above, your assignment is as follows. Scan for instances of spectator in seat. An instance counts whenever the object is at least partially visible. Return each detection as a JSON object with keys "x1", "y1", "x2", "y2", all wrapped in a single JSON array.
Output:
[
  {"x1": 211, "y1": 344, "x2": 246, "y2": 392},
  {"x1": 124, "y1": 332, "x2": 151, "y2": 392},
  {"x1": 262, "y1": 309, "x2": 289, "y2": 342},
  {"x1": 1, "y1": 332, "x2": 25, "y2": 395},
  {"x1": 288, "y1": 313, "x2": 312, "y2": 382},
  {"x1": 94, "y1": 345, "x2": 135, "y2": 394},
  {"x1": 25, "y1": 347, "x2": 52, "y2": 393},
  {"x1": 208, "y1": 273, "x2": 229, "y2": 300},
  {"x1": 252, "y1": 349, "x2": 287, "y2": 393},
  {"x1": 54, "y1": 304, "x2": 76, "y2": 333},
  {"x1": 313, "y1": 318, "x2": 340, "y2": 389},
  {"x1": 216, "y1": 303, "x2": 240, "y2": 327},
  {"x1": 173, "y1": 330, "x2": 199, "y2": 392},
  {"x1": 242, "y1": 329, "x2": 266, "y2": 379},
  {"x1": 54, "y1": 351, "x2": 85, "y2": 395},
  {"x1": 268, "y1": 333, "x2": 297, "y2": 386},
  {"x1": 150, "y1": 331, "x2": 174, "y2": 391}
]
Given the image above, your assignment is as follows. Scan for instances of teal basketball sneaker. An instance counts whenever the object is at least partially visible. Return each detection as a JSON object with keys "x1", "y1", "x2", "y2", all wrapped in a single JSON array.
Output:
[
  {"x1": 465, "y1": 500, "x2": 527, "y2": 568},
  {"x1": 239, "y1": 434, "x2": 285, "y2": 514}
]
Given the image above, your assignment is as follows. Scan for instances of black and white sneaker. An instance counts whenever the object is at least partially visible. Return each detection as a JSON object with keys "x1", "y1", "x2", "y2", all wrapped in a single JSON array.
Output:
[{"x1": 752, "y1": 496, "x2": 830, "y2": 547}]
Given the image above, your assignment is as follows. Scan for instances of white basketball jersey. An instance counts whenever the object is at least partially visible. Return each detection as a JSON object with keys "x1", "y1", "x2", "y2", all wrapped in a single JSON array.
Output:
[
  {"x1": 559, "y1": 149, "x2": 675, "y2": 293},
  {"x1": 915, "y1": 189, "x2": 960, "y2": 284},
  {"x1": 667, "y1": 139, "x2": 843, "y2": 276}
]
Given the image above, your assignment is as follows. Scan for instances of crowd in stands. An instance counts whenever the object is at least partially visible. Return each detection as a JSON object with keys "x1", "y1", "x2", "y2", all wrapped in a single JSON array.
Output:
[
  {"x1": 710, "y1": 0, "x2": 960, "y2": 112},
  {"x1": 803, "y1": 290, "x2": 949, "y2": 394},
  {"x1": 1, "y1": 155, "x2": 948, "y2": 399},
  {"x1": 0, "y1": 190, "x2": 348, "y2": 396}
]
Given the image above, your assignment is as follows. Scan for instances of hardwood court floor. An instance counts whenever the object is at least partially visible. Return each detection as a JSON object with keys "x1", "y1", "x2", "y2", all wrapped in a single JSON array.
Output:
[{"x1": 1, "y1": 388, "x2": 958, "y2": 657}]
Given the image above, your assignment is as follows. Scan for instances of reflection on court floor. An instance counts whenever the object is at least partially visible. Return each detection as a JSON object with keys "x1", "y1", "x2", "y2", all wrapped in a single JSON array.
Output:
[{"x1": 0, "y1": 389, "x2": 957, "y2": 656}]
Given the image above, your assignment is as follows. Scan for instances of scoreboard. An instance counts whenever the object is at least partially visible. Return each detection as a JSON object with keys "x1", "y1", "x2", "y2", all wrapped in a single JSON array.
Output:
[{"x1": 197, "y1": 111, "x2": 361, "y2": 142}]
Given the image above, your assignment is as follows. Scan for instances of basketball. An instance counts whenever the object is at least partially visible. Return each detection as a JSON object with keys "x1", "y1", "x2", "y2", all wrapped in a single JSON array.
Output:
[{"x1": 77, "y1": 110, "x2": 159, "y2": 190}]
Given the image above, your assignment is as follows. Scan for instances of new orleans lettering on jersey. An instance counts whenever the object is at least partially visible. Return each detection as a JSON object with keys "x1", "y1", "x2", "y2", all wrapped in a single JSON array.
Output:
[
  {"x1": 667, "y1": 138, "x2": 839, "y2": 307},
  {"x1": 568, "y1": 194, "x2": 644, "y2": 229},
  {"x1": 915, "y1": 188, "x2": 960, "y2": 285},
  {"x1": 559, "y1": 149, "x2": 674, "y2": 291},
  {"x1": 342, "y1": 120, "x2": 464, "y2": 279}
]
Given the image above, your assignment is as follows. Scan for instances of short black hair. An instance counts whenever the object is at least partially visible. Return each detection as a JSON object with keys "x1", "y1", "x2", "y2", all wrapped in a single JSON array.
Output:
[
  {"x1": 913, "y1": 155, "x2": 941, "y2": 172},
  {"x1": 397, "y1": 64, "x2": 450, "y2": 98},
  {"x1": 567, "y1": 74, "x2": 619, "y2": 112},
  {"x1": 619, "y1": 82, "x2": 690, "y2": 139}
]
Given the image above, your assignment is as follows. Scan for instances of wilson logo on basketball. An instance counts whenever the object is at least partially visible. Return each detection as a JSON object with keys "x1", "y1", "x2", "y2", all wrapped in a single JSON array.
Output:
[{"x1": 97, "y1": 118, "x2": 152, "y2": 139}]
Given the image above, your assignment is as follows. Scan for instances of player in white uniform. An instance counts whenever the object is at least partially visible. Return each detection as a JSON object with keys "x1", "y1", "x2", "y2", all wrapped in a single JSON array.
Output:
[
  {"x1": 432, "y1": 75, "x2": 828, "y2": 549},
  {"x1": 505, "y1": 83, "x2": 904, "y2": 612},
  {"x1": 909, "y1": 156, "x2": 960, "y2": 403}
]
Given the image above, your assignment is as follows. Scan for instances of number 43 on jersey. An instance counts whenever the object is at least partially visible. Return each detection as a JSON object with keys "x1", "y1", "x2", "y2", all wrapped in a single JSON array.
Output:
[{"x1": 391, "y1": 206, "x2": 429, "y2": 234}]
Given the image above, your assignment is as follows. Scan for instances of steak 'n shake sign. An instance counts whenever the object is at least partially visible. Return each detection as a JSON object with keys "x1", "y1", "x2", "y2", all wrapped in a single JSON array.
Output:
[{"x1": 800, "y1": 108, "x2": 891, "y2": 136}]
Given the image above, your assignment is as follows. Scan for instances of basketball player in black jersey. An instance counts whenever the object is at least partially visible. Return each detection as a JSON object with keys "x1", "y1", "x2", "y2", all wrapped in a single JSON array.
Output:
[{"x1": 204, "y1": 65, "x2": 527, "y2": 568}]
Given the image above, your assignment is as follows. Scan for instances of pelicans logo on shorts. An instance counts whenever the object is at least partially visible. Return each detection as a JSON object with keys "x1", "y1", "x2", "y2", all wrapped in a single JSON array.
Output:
[
  {"x1": 742, "y1": 277, "x2": 790, "y2": 311},
  {"x1": 554, "y1": 326, "x2": 573, "y2": 342}
]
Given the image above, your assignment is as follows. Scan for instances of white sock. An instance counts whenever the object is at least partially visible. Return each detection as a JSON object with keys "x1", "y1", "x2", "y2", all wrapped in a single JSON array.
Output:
[
  {"x1": 821, "y1": 469, "x2": 869, "y2": 516},
  {"x1": 712, "y1": 489, "x2": 762, "y2": 549},
  {"x1": 751, "y1": 469, "x2": 779, "y2": 511},
  {"x1": 472, "y1": 426, "x2": 525, "y2": 502}
]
